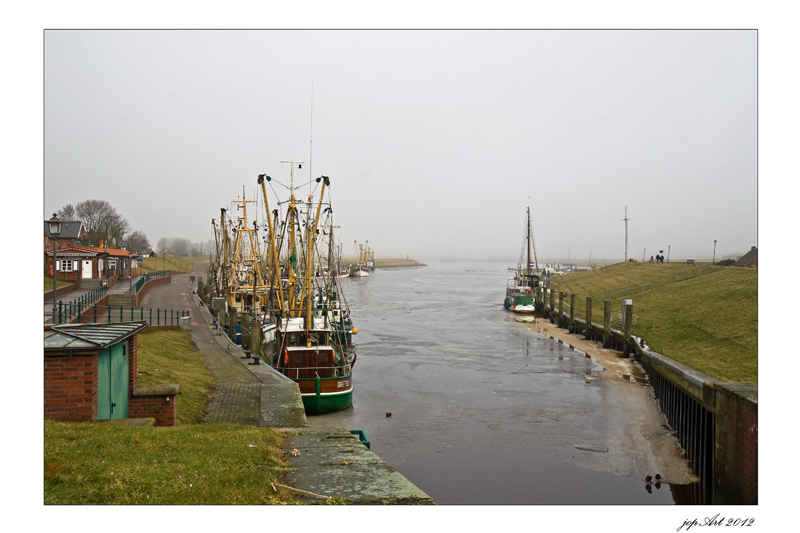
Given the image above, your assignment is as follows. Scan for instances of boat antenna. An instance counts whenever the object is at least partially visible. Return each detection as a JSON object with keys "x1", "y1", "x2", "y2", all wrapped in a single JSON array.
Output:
[{"x1": 309, "y1": 81, "x2": 313, "y2": 197}]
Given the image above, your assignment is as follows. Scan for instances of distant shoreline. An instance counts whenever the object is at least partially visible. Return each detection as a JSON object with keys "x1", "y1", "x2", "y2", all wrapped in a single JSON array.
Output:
[
  {"x1": 374, "y1": 258, "x2": 426, "y2": 268},
  {"x1": 342, "y1": 258, "x2": 426, "y2": 268}
]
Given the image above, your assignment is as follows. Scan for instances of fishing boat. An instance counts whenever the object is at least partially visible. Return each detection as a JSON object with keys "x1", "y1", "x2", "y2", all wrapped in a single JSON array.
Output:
[
  {"x1": 504, "y1": 207, "x2": 542, "y2": 315},
  {"x1": 350, "y1": 241, "x2": 370, "y2": 277},
  {"x1": 255, "y1": 162, "x2": 356, "y2": 414}
]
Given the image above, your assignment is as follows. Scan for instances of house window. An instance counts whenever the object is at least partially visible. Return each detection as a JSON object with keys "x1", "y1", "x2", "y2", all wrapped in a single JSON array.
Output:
[{"x1": 56, "y1": 259, "x2": 77, "y2": 272}]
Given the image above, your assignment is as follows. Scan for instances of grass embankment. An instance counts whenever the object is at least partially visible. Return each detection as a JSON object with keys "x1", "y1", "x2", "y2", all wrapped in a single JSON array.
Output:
[
  {"x1": 548, "y1": 262, "x2": 757, "y2": 384},
  {"x1": 137, "y1": 256, "x2": 204, "y2": 275},
  {"x1": 44, "y1": 329, "x2": 294, "y2": 504},
  {"x1": 136, "y1": 329, "x2": 217, "y2": 424},
  {"x1": 44, "y1": 276, "x2": 71, "y2": 292},
  {"x1": 44, "y1": 422, "x2": 290, "y2": 504}
]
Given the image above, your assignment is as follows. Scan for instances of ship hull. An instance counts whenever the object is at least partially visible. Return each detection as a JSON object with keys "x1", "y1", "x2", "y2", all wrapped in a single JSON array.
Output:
[{"x1": 296, "y1": 375, "x2": 354, "y2": 414}]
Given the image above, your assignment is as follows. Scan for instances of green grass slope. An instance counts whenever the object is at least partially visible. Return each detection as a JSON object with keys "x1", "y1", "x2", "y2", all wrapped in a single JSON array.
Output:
[{"x1": 548, "y1": 262, "x2": 757, "y2": 383}]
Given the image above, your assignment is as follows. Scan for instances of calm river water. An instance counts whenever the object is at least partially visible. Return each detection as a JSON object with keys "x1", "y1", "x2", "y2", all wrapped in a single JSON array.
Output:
[{"x1": 307, "y1": 261, "x2": 683, "y2": 504}]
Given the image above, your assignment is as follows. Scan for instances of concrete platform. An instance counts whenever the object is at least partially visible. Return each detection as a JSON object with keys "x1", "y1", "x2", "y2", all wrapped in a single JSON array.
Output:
[{"x1": 281, "y1": 427, "x2": 435, "y2": 504}]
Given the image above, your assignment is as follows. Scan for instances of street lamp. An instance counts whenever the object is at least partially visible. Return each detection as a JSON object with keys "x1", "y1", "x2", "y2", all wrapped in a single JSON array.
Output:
[
  {"x1": 129, "y1": 251, "x2": 132, "y2": 290},
  {"x1": 48, "y1": 213, "x2": 62, "y2": 323},
  {"x1": 713, "y1": 240, "x2": 717, "y2": 266}
]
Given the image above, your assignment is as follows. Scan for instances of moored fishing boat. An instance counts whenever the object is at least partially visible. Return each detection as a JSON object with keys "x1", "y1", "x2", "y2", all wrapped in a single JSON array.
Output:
[
  {"x1": 350, "y1": 241, "x2": 370, "y2": 277},
  {"x1": 504, "y1": 207, "x2": 543, "y2": 315},
  {"x1": 207, "y1": 161, "x2": 357, "y2": 415},
  {"x1": 256, "y1": 162, "x2": 355, "y2": 414}
]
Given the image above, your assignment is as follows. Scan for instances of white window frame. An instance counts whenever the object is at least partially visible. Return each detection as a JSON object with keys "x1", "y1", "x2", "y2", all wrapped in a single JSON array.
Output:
[{"x1": 58, "y1": 259, "x2": 78, "y2": 272}]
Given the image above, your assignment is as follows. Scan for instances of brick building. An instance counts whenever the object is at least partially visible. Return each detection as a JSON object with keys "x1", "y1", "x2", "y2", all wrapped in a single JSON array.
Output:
[{"x1": 44, "y1": 322, "x2": 179, "y2": 426}]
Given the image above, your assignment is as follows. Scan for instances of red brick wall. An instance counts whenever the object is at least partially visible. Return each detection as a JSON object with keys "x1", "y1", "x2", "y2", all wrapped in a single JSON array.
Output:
[
  {"x1": 715, "y1": 391, "x2": 758, "y2": 504},
  {"x1": 128, "y1": 395, "x2": 177, "y2": 426},
  {"x1": 128, "y1": 334, "x2": 138, "y2": 390},
  {"x1": 44, "y1": 354, "x2": 98, "y2": 422}
]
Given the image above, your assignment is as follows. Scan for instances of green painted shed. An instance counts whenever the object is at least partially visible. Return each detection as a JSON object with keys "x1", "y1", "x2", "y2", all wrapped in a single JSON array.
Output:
[{"x1": 45, "y1": 322, "x2": 148, "y2": 422}]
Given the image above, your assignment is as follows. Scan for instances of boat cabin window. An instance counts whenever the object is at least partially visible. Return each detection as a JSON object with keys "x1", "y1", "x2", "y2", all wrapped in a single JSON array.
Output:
[{"x1": 235, "y1": 293, "x2": 242, "y2": 302}]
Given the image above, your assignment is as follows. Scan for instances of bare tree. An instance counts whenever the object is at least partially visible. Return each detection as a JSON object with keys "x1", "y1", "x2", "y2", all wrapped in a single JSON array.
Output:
[
  {"x1": 75, "y1": 199, "x2": 129, "y2": 247},
  {"x1": 122, "y1": 230, "x2": 151, "y2": 255},
  {"x1": 171, "y1": 238, "x2": 191, "y2": 257},
  {"x1": 58, "y1": 204, "x2": 76, "y2": 220}
]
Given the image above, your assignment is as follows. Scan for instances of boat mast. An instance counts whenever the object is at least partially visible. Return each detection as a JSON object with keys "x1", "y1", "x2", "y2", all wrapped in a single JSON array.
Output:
[
  {"x1": 257, "y1": 173, "x2": 285, "y2": 313},
  {"x1": 305, "y1": 175, "x2": 328, "y2": 345},
  {"x1": 526, "y1": 206, "x2": 532, "y2": 276},
  {"x1": 282, "y1": 161, "x2": 300, "y2": 316}
]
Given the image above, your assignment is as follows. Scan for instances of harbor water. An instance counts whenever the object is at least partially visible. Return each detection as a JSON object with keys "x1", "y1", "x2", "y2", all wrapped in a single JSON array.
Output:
[{"x1": 307, "y1": 261, "x2": 690, "y2": 504}]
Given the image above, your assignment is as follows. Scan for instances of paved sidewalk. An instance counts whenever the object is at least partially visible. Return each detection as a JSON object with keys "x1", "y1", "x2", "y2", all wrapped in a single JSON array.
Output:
[{"x1": 186, "y1": 290, "x2": 307, "y2": 428}]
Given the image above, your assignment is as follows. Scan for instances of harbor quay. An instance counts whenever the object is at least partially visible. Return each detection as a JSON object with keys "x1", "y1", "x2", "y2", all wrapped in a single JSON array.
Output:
[{"x1": 187, "y1": 270, "x2": 434, "y2": 503}]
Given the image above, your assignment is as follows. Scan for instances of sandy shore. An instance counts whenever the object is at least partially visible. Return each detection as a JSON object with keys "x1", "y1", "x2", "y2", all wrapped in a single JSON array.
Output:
[{"x1": 513, "y1": 315, "x2": 699, "y2": 486}]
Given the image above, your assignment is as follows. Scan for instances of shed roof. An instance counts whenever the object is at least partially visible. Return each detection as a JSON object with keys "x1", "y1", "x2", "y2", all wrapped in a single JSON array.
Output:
[
  {"x1": 734, "y1": 246, "x2": 758, "y2": 267},
  {"x1": 44, "y1": 321, "x2": 147, "y2": 351}
]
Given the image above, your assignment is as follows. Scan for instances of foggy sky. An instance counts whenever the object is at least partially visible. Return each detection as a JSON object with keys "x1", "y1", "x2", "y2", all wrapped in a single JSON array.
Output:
[{"x1": 44, "y1": 30, "x2": 757, "y2": 262}]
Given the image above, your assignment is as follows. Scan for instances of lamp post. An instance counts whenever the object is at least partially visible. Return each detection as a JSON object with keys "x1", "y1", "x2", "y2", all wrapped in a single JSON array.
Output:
[
  {"x1": 129, "y1": 251, "x2": 132, "y2": 290},
  {"x1": 163, "y1": 251, "x2": 166, "y2": 275},
  {"x1": 713, "y1": 240, "x2": 717, "y2": 266},
  {"x1": 48, "y1": 214, "x2": 62, "y2": 323}
]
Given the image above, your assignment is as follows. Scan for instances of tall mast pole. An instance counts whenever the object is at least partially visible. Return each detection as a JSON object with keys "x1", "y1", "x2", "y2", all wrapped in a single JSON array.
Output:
[
  {"x1": 623, "y1": 206, "x2": 629, "y2": 262},
  {"x1": 526, "y1": 206, "x2": 532, "y2": 275}
]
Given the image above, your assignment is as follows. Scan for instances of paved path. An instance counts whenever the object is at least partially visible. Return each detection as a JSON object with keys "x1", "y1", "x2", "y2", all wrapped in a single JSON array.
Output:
[{"x1": 180, "y1": 263, "x2": 307, "y2": 427}]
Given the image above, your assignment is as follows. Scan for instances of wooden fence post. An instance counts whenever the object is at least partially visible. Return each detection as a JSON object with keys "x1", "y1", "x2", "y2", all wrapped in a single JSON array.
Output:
[
  {"x1": 570, "y1": 293, "x2": 576, "y2": 328},
  {"x1": 585, "y1": 296, "x2": 592, "y2": 339},
  {"x1": 549, "y1": 288, "x2": 555, "y2": 319},
  {"x1": 623, "y1": 300, "x2": 633, "y2": 358},
  {"x1": 603, "y1": 299, "x2": 612, "y2": 348}
]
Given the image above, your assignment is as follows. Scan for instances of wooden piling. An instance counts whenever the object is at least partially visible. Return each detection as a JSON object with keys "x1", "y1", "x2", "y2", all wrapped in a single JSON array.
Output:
[
  {"x1": 250, "y1": 320, "x2": 261, "y2": 357},
  {"x1": 570, "y1": 293, "x2": 575, "y2": 328},
  {"x1": 585, "y1": 296, "x2": 592, "y2": 339},
  {"x1": 622, "y1": 300, "x2": 633, "y2": 357},
  {"x1": 603, "y1": 300, "x2": 612, "y2": 348},
  {"x1": 241, "y1": 313, "x2": 251, "y2": 351}
]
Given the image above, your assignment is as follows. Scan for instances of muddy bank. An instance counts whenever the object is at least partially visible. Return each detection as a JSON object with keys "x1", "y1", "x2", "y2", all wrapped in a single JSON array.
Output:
[{"x1": 514, "y1": 315, "x2": 699, "y2": 486}]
